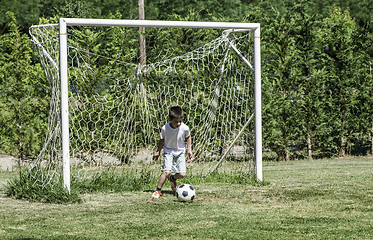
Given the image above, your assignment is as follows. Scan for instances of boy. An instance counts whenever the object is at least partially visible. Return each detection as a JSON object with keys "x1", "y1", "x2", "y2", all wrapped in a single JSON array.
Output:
[{"x1": 152, "y1": 106, "x2": 194, "y2": 198}]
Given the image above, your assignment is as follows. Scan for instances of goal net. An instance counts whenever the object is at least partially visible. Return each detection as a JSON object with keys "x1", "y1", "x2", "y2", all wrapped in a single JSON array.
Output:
[{"x1": 29, "y1": 19, "x2": 261, "y2": 191}]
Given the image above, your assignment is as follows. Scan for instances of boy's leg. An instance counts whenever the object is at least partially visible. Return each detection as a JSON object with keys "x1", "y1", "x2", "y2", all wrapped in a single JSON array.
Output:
[
  {"x1": 152, "y1": 171, "x2": 171, "y2": 198},
  {"x1": 173, "y1": 172, "x2": 186, "y2": 180},
  {"x1": 168, "y1": 174, "x2": 177, "y2": 193},
  {"x1": 169, "y1": 152, "x2": 187, "y2": 192},
  {"x1": 153, "y1": 153, "x2": 173, "y2": 198},
  {"x1": 169, "y1": 172, "x2": 185, "y2": 192},
  {"x1": 157, "y1": 170, "x2": 171, "y2": 190}
]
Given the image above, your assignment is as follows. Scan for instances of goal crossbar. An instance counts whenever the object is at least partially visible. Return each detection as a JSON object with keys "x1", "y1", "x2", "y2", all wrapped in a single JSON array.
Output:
[
  {"x1": 58, "y1": 18, "x2": 262, "y2": 192},
  {"x1": 60, "y1": 18, "x2": 260, "y2": 29}
]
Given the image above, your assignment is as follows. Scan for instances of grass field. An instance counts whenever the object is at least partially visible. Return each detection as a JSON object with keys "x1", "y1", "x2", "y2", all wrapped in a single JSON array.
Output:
[{"x1": 1, "y1": 157, "x2": 373, "y2": 239}]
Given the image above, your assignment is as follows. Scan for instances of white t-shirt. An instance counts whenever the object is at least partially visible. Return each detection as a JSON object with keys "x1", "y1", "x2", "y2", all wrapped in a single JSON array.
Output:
[{"x1": 161, "y1": 122, "x2": 190, "y2": 154}]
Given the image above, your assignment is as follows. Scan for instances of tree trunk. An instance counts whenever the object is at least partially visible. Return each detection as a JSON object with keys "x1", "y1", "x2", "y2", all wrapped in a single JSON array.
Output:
[
  {"x1": 285, "y1": 147, "x2": 290, "y2": 161},
  {"x1": 371, "y1": 124, "x2": 373, "y2": 156},
  {"x1": 307, "y1": 134, "x2": 313, "y2": 160},
  {"x1": 138, "y1": 0, "x2": 146, "y2": 66},
  {"x1": 339, "y1": 136, "x2": 346, "y2": 157}
]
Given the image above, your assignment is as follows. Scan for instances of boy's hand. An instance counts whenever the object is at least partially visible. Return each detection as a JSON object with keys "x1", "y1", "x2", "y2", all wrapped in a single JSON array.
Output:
[
  {"x1": 152, "y1": 151, "x2": 160, "y2": 161},
  {"x1": 187, "y1": 151, "x2": 194, "y2": 163}
]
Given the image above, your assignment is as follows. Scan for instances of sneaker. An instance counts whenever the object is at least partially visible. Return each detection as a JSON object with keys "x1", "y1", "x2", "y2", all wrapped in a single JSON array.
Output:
[
  {"x1": 168, "y1": 175, "x2": 177, "y2": 192},
  {"x1": 152, "y1": 191, "x2": 162, "y2": 199}
]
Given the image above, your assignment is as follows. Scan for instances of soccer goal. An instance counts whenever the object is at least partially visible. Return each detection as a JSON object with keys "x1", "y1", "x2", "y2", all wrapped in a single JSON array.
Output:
[{"x1": 30, "y1": 18, "x2": 262, "y2": 192}]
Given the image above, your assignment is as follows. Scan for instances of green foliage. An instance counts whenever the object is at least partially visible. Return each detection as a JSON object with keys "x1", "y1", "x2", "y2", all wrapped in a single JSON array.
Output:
[
  {"x1": 5, "y1": 168, "x2": 82, "y2": 203},
  {"x1": 261, "y1": 7, "x2": 306, "y2": 160},
  {"x1": 0, "y1": 0, "x2": 42, "y2": 33},
  {"x1": 0, "y1": 12, "x2": 48, "y2": 159},
  {"x1": 260, "y1": 4, "x2": 372, "y2": 160},
  {"x1": 56, "y1": 0, "x2": 101, "y2": 19},
  {"x1": 2, "y1": 0, "x2": 372, "y2": 35},
  {"x1": 0, "y1": 1, "x2": 372, "y2": 162},
  {"x1": 316, "y1": 7, "x2": 360, "y2": 156}
]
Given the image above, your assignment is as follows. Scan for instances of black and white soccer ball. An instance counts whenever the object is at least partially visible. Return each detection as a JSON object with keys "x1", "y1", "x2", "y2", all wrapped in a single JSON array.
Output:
[{"x1": 176, "y1": 184, "x2": 195, "y2": 202}]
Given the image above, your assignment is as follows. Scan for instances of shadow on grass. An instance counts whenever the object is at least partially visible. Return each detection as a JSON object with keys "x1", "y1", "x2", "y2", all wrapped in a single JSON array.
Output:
[{"x1": 143, "y1": 189, "x2": 175, "y2": 195}]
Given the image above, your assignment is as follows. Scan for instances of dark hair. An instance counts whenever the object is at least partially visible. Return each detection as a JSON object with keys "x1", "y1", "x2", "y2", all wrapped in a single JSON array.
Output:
[{"x1": 169, "y1": 106, "x2": 184, "y2": 119}]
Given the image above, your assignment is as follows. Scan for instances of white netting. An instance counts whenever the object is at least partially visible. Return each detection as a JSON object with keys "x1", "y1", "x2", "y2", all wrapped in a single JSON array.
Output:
[{"x1": 29, "y1": 23, "x2": 256, "y2": 188}]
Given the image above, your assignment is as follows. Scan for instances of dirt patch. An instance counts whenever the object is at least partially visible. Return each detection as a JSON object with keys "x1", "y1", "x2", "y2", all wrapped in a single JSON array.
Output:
[
  {"x1": 0, "y1": 148, "x2": 153, "y2": 171},
  {"x1": 0, "y1": 155, "x2": 17, "y2": 171}
]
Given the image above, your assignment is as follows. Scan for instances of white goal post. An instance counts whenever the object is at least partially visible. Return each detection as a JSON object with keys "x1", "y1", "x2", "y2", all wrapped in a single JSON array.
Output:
[{"x1": 57, "y1": 18, "x2": 262, "y2": 192}]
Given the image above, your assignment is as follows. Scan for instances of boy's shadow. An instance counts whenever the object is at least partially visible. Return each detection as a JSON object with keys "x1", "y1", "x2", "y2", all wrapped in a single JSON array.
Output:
[{"x1": 143, "y1": 189, "x2": 175, "y2": 195}]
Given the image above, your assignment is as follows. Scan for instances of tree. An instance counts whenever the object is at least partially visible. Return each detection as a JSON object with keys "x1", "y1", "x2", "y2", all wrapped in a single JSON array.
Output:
[
  {"x1": 316, "y1": 7, "x2": 359, "y2": 156},
  {"x1": 261, "y1": 8, "x2": 304, "y2": 161},
  {"x1": 0, "y1": 12, "x2": 48, "y2": 159},
  {"x1": 351, "y1": 27, "x2": 373, "y2": 155},
  {"x1": 0, "y1": 0, "x2": 41, "y2": 33},
  {"x1": 288, "y1": 3, "x2": 323, "y2": 160}
]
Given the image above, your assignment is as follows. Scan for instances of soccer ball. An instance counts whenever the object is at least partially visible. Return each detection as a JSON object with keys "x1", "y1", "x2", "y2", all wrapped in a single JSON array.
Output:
[{"x1": 176, "y1": 184, "x2": 196, "y2": 202}]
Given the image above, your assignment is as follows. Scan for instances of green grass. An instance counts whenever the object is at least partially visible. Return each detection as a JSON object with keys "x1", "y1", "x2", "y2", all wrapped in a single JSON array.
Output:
[
  {"x1": 4, "y1": 165, "x2": 264, "y2": 203},
  {"x1": 5, "y1": 168, "x2": 82, "y2": 203},
  {"x1": 1, "y1": 157, "x2": 373, "y2": 239}
]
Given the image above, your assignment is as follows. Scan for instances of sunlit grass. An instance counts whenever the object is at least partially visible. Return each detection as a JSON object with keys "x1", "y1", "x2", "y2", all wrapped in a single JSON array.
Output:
[
  {"x1": 4, "y1": 163, "x2": 265, "y2": 203},
  {"x1": 1, "y1": 157, "x2": 373, "y2": 239}
]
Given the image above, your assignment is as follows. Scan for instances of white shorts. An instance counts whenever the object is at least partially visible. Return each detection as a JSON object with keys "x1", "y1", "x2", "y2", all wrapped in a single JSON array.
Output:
[{"x1": 161, "y1": 152, "x2": 186, "y2": 173}]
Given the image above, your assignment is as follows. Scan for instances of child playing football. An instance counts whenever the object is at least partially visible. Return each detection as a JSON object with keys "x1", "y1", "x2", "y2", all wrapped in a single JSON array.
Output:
[{"x1": 152, "y1": 106, "x2": 194, "y2": 198}]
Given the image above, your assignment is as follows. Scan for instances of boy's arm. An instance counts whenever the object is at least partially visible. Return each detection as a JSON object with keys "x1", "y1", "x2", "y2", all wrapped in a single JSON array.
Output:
[
  {"x1": 153, "y1": 138, "x2": 164, "y2": 161},
  {"x1": 186, "y1": 135, "x2": 194, "y2": 161}
]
